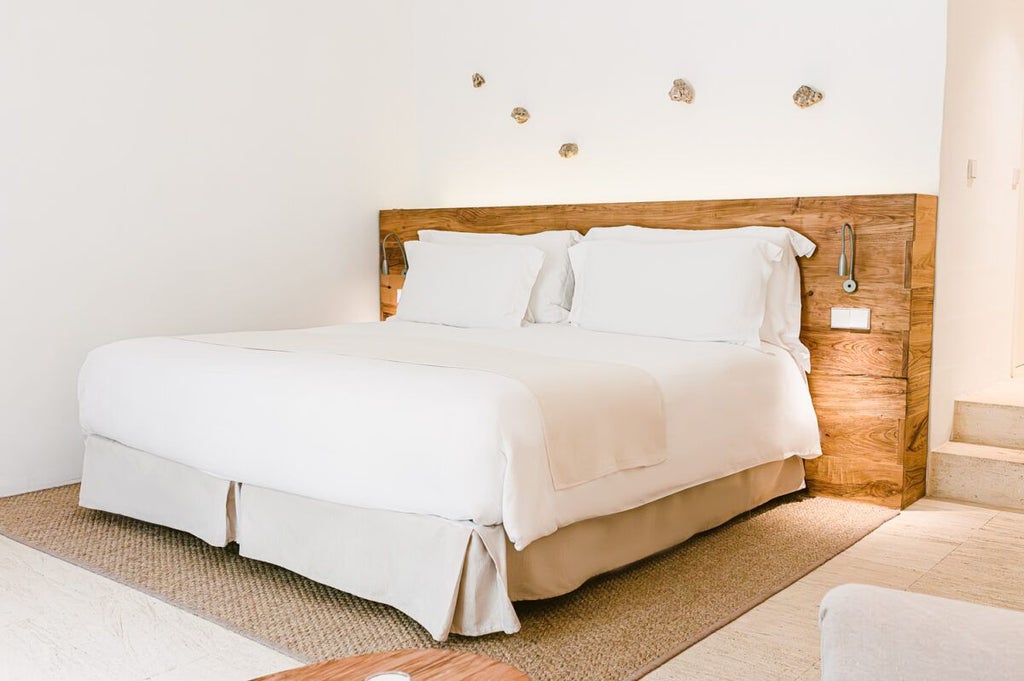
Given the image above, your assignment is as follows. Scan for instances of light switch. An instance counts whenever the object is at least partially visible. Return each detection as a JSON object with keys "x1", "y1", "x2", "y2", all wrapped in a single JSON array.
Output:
[
  {"x1": 848, "y1": 307, "x2": 871, "y2": 330},
  {"x1": 831, "y1": 307, "x2": 871, "y2": 331}
]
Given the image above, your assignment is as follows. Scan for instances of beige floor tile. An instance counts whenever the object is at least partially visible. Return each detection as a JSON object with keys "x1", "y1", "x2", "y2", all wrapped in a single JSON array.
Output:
[
  {"x1": 838, "y1": 530, "x2": 959, "y2": 572},
  {"x1": 765, "y1": 583, "x2": 822, "y2": 613},
  {"x1": 977, "y1": 510, "x2": 1024, "y2": 540},
  {"x1": 875, "y1": 498, "x2": 998, "y2": 543},
  {"x1": 729, "y1": 589, "x2": 823, "y2": 655},
  {"x1": 802, "y1": 550, "x2": 925, "y2": 585},
  {"x1": 900, "y1": 496, "x2": 1000, "y2": 518},
  {"x1": 646, "y1": 624, "x2": 818, "y2": 681},
  {"x1": 909, "y1": 535, "x2": 1024, "y2": 610}
]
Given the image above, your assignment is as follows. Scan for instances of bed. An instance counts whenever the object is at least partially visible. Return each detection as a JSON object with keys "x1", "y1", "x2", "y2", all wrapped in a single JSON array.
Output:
[{"x1": 77, "y1": 194, "x2": 937, "y2": 641}]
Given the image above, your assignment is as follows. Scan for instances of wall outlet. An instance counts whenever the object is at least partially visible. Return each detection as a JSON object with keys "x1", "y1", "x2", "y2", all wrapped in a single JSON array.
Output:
[{"x1": 830, "y1": 307, "x2": 871, "y2": 331}]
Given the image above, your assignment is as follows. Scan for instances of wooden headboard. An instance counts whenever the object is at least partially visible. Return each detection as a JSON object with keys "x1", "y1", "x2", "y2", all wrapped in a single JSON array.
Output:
[{"x1": 379, "y1": 194, "x2": 937, "y2": 509}]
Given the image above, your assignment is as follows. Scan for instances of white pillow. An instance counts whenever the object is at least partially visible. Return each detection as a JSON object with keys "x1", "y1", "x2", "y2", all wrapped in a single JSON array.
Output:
[
  {"x1": 568, "y1": 239, "x2": 783, "y2": 348},
  {"x1": 396, "y1": 241, "x2": 544, "y2": 329},
  {"x1": 418, "y1": 229, "x2": 582, "y2": 323},
  {"x1": 579, "y1": 225, "x2": 815, "y2": 370}
]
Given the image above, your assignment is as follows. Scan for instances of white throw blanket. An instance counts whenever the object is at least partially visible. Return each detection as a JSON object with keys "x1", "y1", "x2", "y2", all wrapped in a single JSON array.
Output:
[{"x1": 178, "y1": 328, "x2": 668, "y2": 489}]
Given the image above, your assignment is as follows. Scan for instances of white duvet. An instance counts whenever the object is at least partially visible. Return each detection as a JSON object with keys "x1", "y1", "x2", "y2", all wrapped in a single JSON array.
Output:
[{"x1": 79, "y1": 320, "x2": 822, "y2": 550}]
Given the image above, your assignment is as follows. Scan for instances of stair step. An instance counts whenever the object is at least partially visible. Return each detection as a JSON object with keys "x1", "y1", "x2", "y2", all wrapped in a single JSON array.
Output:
[
  {"x1": 929, "y1": 441, "x2": 1024, "y2": 509},
  {"x1": 952, "y1": 399, "x2": 1024, "y2": 449}
]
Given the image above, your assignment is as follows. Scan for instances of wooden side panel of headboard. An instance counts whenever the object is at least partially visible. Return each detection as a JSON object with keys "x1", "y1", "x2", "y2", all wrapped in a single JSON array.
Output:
[{"x1": 379, "y1": 194, "x2": 938, "y2": 509}]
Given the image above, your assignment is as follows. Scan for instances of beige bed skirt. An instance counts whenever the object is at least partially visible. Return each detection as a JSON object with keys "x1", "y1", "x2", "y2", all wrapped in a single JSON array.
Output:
[{"x1": 78, "y1": 435, "x2": 806, "y2": 641}]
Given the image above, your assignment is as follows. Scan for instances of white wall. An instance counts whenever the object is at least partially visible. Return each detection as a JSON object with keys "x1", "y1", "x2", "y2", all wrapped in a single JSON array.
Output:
[
  {"x1": 408, "y1": 0, "x2": 947, "y2": 207},
  {"x1": 0, "y1": 0, "x2": 417, "y2": 495},
  {"x1": 930, "y1": 0, "x2": 1024, "y2": 449},
  {"x1": 0, "y1": 1, "x2": 954, "y2": 496}
]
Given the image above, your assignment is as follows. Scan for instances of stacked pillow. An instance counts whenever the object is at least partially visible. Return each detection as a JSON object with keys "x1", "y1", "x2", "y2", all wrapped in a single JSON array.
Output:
[
  {"x1": 393, "y1": 224, "x2": 815, "y2": 371},
  {"x1": 418, "y1": 229, "x2": 581, "y2": 323},
  {"x1": 572, "y1": 225, "x2": 816, "y2": 371},
  {"x1": 568, "y1": 238, "x2": 783, "y2": 350},
  {"x1": 394, "y1": 230, "x2": 581, "y2": 329}
]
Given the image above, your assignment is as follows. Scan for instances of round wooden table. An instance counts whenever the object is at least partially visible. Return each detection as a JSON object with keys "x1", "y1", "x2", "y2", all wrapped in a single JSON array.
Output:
[{"x1": 254, "y1": 649, "x2": 529, "y2": 680}]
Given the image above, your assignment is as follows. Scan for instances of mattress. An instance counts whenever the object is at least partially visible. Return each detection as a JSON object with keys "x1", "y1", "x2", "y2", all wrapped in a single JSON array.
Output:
[{"x1": 79, "y1": 320, "x2": 821, "y2": 549}]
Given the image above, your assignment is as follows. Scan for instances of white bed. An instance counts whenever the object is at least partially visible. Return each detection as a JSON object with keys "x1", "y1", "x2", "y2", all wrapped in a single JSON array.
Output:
[
  {"x1": 77, "y1": 218, "x2": 826, "y2": 640},
  {"x1": 78, "y1": 319, "x2": 820, "y2": 639},
  {"x1": 79, "y1": 320, "x2": 820, "y2": 551}
]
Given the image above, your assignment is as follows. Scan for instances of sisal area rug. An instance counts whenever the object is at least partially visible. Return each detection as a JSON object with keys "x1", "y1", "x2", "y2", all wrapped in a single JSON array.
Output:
[{"x1": 0, "y1": 485, "x2": 895, "y2": 681}]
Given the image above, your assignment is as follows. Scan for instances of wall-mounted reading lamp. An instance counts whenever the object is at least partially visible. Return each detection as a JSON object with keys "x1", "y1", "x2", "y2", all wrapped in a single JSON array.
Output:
[
  {"x1": 380, "y1": 232, "x2": 408, "y2": 276},
  {"x1": 838, "y1": 223, "x2": 857, "y2": 293}
]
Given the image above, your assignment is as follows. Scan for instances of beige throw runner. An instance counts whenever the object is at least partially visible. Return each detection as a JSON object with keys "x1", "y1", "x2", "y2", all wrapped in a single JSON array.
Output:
[{"x1": 179, "y1": 329, "x2": 667, "y2": 489}]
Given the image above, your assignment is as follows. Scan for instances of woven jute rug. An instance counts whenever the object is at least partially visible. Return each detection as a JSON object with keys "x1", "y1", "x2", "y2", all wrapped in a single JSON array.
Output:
[{"x1": 0, "y1": 485, "x2": 894, "y2": 680}]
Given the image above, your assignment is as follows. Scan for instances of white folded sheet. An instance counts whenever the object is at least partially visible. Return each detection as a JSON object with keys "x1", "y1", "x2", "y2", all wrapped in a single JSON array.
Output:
[{"x1": 79, "y1": 320, "x2": 822, "y2": 550}]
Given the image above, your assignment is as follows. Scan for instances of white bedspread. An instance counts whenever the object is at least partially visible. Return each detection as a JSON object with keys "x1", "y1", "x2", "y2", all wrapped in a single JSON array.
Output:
[
  {"x1": 79, "y1": 321, "x2": 822, "y2": 549},
  {"x1": 177, "y1": 328, "x2": 668, "y2": 490}
]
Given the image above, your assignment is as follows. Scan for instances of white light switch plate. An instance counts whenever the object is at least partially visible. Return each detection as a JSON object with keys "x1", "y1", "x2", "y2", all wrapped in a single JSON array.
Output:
[{"x1": 831, "y1": 307, "x2": 871, "y2": 331}]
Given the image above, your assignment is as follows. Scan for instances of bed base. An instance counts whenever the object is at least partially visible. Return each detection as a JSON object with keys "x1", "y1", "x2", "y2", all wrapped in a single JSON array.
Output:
[
  {"x1": 79, "y1": 435, "x2": 805, "y2": 641},
  {"x1": 79, "y1": 435, "x2": 237, "y2": 546}
]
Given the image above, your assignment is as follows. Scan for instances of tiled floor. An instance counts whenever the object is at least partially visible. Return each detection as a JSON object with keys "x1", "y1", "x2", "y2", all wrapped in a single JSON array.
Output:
[
  {"x1": 647, "y1": 497, "x2": 1023, "y2": 680},
  {"x1": 0, "y1": 497, "x2": 1021, "y2": 680}
]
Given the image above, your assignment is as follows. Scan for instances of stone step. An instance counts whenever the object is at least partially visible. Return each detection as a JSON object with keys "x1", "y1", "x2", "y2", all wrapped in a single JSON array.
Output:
[
  {"x1": 954, "y1": 395, "x2": 1024, "y2": 448},
  {"x1": 928, "y1": 441, "x2": 1024, "y2": 510}
]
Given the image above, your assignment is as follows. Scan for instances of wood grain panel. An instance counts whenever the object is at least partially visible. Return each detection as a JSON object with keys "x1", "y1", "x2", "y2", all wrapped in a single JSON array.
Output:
[
  {"x1": 379, "y1": 193, "x2": 937, "y2": 509},
  {"x1": 911, "y1": 195, "x2": 938, "y2": 290},
  {"x1": 819, "y1": 415, "x2": 903, "y2": 464},
  {"x1": 256, "y1": 649, "x2": 528, "y2": 681},
  {"x1": 902, "y1": 464, "x2": 927, "y2": 507},
  {"x1": 803, "y1": 286, "x2": 911, "y2": 332},
  {"x1": 803, "y1": 330, "x2": 905, "y2": 378},
  {"x1": 907, "y1": 290, "x2": 934, "y2": 406},
  {"x1": 903, "y1": 411, "x2": 929, "y2": 471},
  {"x1": 807, "y1": 375, "x2": 907, "y2": 419},
  {"x1": 380, "y1": 273, "x2": 403, "y2": 320},
  {"x1": 381, "y1": 196, "x2": 804, "y2": 239},
  {"x1": 903, "y1": 197, "x2": 937, "y2": 508},
  {"x1": 801, "y1": 238, "x2": 908, "y2": 285},
  {"x1": 381, "y1": 193, "x2": 913, "y2": 240},
  {"x1": 803, "y1": 457, "x2": 904, "y2": 508},
  {"x1": 786, "y1": 193, "x2": 917, "y2": 236}
]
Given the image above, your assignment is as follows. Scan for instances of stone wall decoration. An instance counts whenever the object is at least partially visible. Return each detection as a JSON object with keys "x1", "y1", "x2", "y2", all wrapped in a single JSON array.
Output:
[
  {"x1": 668, "y1": 78, "x2": 694, "y2": 104},
  {"x1": 472, "y1": 73, "x2": 485, "y2": 88},
  {"x1": 793, "y1": 85, "x2": 824, "y2": 108},
  {"x1": 558, "y1": 143, "x2": 579, "y2": 159},
  {"x1": 511, "y1": 107, "x2": 531, "y2": 124}
]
